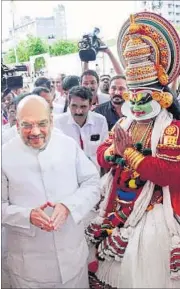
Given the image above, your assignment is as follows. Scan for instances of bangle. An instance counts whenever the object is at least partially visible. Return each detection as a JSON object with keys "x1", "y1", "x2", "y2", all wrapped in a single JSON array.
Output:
[
  {"x1": 131, "y1": 155, "x2": 144, "y2": 169},
  {"x1": 124, "y1": 148, "x2": 138, "y2": 163},
  {"x1": 124, "y1": 147, "x2": 145, "y2": 170}
]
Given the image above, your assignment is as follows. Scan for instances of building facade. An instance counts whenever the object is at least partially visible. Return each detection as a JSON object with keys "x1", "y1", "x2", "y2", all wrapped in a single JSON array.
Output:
[
  {"x1": 2, "y1": 4, "x2": 67, "y2": 53},
  {"x1": 137, "y1": 0, "x2": 180, "y2": 25}
]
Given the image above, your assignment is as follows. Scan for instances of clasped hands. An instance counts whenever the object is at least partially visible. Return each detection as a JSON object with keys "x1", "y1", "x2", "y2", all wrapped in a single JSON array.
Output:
[
  {"x1": 30, "y1": 202, "x2": 69, "y2": 232},
  {"x1": 113, "y1": 122, "x2": 133, "y2": 156}
]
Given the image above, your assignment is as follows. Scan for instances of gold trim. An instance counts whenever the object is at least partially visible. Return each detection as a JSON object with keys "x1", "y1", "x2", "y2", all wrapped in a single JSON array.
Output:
[
  {"x1": 156, "y1": 153, "x2": 180, "y2": 162},
  {"x1": 157, "y1": 144, "x2": 180, "y2": 150}
]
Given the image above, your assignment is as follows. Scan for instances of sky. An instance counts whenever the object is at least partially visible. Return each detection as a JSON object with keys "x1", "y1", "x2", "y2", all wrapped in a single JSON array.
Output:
[{"x1": 2, "y1": 0, "x2": 138, "y2": 41}]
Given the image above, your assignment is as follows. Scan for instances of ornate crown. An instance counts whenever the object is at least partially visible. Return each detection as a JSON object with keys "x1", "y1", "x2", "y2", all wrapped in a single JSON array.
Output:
[{"x1": 117, "y1": 12, "x2": 180, "y2": 89}]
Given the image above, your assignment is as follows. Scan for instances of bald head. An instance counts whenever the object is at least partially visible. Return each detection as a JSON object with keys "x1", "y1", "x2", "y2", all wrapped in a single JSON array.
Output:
[
  {"x1": 17, "y1": 94, "x2": 50, "y2": 121},
  {"x1": 16, "y1": 95, "x2": 52, "y2": 150}
]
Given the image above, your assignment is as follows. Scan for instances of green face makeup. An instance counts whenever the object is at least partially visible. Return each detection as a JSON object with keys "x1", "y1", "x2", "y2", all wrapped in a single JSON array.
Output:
[
  {"x1": 121, "y1": 89, "x2": 162, "y2": 121},
  {"x1": 130, "y1": 100, "x2": 153, "y2": 118}
]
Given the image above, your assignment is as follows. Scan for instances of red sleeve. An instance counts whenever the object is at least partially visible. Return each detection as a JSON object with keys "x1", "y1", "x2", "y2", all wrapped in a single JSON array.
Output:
[
  {"x1": 136, "y1": 156, "x2": 180, "y2": 189},
  {"x1": 97, "y1": 142, "x2": 113, "y2": 170}
]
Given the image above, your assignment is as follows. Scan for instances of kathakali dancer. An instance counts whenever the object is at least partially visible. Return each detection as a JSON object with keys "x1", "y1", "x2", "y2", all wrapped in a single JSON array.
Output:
[{"x1": 86, "y1": 12, "x2": 180, "y2": 288}]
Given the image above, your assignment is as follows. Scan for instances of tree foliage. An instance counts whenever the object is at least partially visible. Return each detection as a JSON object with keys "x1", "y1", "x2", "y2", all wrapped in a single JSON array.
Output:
[
  {"x1": 16, "y1": 40, "x2": 29, "y2": 62},
  {"x1": 25, "y1": 34, "x2": 48, "y2": 57},
  {"x1": 4, "y1": 35, "x2": 78, "y2": 65},
  {"x1": 4, "y1": 49, "x2": 16, "y2": 64},
  {"x1": 50, "y1": 40, "x2": 78, "y2": 56}
]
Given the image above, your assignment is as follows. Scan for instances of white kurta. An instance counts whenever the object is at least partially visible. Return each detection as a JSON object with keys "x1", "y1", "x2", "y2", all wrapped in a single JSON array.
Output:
[
  {"x1": 54, "y1": 111, "x2": 109, "y2": 171},
  {"x1": 2, "y1": 125, "x2": 17, "y2": 145},
  {"x1": 2, "y1": 130, "x2": 100, "y2": 287}
]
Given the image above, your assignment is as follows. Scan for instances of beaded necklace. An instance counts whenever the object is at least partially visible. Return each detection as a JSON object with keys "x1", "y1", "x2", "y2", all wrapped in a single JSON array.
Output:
[{"x1": 130, "y1": 120, "x2": 154, "y2": 149}]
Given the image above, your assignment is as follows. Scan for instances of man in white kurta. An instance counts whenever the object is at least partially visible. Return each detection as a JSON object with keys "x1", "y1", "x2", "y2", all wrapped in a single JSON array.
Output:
[{"x1": 2, "y1": 95, "x2": 100, "y2": 288}]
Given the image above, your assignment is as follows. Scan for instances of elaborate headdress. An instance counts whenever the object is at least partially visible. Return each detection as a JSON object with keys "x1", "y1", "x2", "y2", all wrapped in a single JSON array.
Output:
[{"x1": 117, "y1": 12, "x2": 180, "y2": 114}]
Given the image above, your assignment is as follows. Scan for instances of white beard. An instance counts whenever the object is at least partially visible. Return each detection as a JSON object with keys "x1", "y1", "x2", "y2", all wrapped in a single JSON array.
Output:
[{"x1": 121, "y1": 100, "x2": 161, "y2": 121}]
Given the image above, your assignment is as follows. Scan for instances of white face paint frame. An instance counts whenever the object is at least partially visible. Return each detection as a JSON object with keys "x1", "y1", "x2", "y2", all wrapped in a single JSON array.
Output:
[{"x1": 121, "y1": 99, "x2": 161, "y2": 120}]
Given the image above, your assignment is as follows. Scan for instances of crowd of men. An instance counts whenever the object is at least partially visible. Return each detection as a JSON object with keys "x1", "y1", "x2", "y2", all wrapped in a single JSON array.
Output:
[
  {"x1": 2, "y1": 43, "x2": 128, "y2": 170},
  {"x1": 1, "y1": 44, "x2": 128, "y2": 288},
  {"x1": 1, "y1": 11, "x2": 180, "y2": 289}
]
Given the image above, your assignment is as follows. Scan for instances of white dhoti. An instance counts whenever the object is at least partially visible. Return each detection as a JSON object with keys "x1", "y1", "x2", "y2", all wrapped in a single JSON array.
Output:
[
  {"x1": 2, "y1": 228, "x2": 11, "y2": 289},
  {"x1": 96, "y1": 204, "x2": 180, "y2": 288},
  {"x1": 9, "y1": 265, "x2": 89, "y2": 288}
]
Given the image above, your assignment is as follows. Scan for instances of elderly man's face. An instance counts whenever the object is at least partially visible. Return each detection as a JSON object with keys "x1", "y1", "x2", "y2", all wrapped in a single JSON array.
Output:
[{"x1": 17, "y1": 101, "x2": 52, "y2": 149}]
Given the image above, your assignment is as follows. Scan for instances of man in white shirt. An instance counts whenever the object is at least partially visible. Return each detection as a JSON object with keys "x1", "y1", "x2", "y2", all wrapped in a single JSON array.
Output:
[
  {"x1": 2, "y1": 95, "x2": 100, "y2": 288},
  {"x1": 52, "y1": 73, "x2": 66, "y2": 98},
  {"x1": 81, "y1": 70, "x2": 110, "y2": 109},
  {"x1": 54, "y1": 86, "x2": 109, "y2": 171},
  {"x1": 50, "y1": 73, "x2": 67, "y2": 112}
]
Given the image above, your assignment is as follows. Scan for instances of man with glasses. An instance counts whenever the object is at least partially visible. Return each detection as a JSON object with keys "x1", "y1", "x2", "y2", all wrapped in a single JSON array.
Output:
[{"x1": 2, "y1": 95, "x2": 100, "y2": 288}]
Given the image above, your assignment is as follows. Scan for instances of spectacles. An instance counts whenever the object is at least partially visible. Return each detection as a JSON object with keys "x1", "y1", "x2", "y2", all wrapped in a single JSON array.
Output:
[
  {"x1": 52, "y1": 81, "x2": 61, "y2": 84},
  {"x1": 20, "y1": 120, "x2": 49, "y2": 130}
]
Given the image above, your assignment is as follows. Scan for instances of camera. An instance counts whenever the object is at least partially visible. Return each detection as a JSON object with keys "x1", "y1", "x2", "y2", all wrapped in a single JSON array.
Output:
[
  {"x1": 78, "y1": 27, "x2": 107, "y2": 62},
  {"x1": 1, "y1": 62, "x2": 27, "y2": 92}
]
